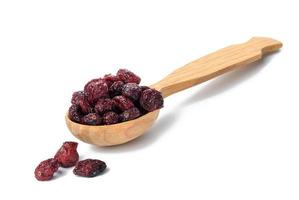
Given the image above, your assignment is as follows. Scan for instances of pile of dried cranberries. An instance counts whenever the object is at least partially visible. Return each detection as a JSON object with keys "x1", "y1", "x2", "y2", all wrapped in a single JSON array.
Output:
[
  {"x1": 34, "y1": 141, "x2": 106, "y2": 181},
  {"x1": 69, "y1": 69, "x2": 164, "y2": 125}
]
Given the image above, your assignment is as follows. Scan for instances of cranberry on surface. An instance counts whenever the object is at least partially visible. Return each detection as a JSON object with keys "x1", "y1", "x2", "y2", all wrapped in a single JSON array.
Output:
[
  {"x1": 73, "y1": 159, "x2": 107, "y2": 177},
  {"x1": 54, "y1": 141, "x2": 79, "y2": 168},
  {"x1": 34, "y1": 158, "x2": 59, "y2": 181}
]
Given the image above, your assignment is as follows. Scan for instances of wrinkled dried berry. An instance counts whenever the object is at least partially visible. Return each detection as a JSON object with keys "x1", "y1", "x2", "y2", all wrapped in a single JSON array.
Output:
[
  {"x1": 73, "y1": 159, "x2": 107, "y2": 177},
  {"x1": 103, "y1": 111, "x2": 119, "y2": 125},
  {"x1": 109, "y1": 80, "x2": 124, "y2": 97},
  {"x1": 71, "y1": 91, "x2": 84, "y2": 105},
  {"x1": 122, "y1": 83, "x2": 142, "y2": 101},
  {"x1": 82, "y1": 113, "x2": 102, "y2": 125},
  {"x1": 135, "y1": 101, "x2": 148, "y2": 115},
  {"x1": 139, "y1": 89, "x2": 164, "y2": 112},
  {"x1": 71, "y1": 91, "x2": 92, "y2": 114},
  {"x1": 80, "y1": 101, "x2": 93, "y2": 114},
  {"x1": 117, "y1": 69, "x2": 141, "y2": 84},
  {"x1": 119, "y1": 107, "x2": 141, "y2": 122},
  {"x1": 54, "y1": 142, "x2": 79, "y2": 168},
  {"x1": 94, "y1": 98, "x2": 113, "y2": 114},
  {"x1": 140, "y1": 86, "x2": 150, "y2": 91},
  {"x1": 72, "y1": 91, "x2": 92, "y2": 114},
  {"x1": 34, "y1": 158, "x2": 59, "y2": 181},
  {"x1": 103, "y1": 74, "x2": 120, "y2": 87},
  {"x1": 84, "y1": 79, "x2": 109, "y2": 104},
  {"x1": 69, "y1": 105, "x2": 82, "y2": 123},
  {"x1": 69, "y1": 69, "x2": 164, "y2": 125},
  {"x1": 112, "y1": 95, "x2": 134, "y2": 111}
]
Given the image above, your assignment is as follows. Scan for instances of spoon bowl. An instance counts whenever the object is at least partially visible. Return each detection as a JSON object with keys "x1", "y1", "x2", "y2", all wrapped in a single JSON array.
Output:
[
  {"x1": 66, "y1": 110, "x2": 160, "y2": 146},
  {"x1": 66, "y1": 37, "x2": 282, "y2": 146}
]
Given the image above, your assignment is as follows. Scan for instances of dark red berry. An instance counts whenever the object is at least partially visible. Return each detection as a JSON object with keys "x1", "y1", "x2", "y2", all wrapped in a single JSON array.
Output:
[
  {"x1": 34, "y1": 158, "x2": 59, "y2": 181},
  {"x1": 80, "y1": 102, "x2": 93, "y2": 114},
  {"x1": 84, "y1": 79, "x2": 109, "y2": 104},
  {"x1": 54, "y1": 142, "x2": 79, "y2": 168},
  {"x1": 70, "y1": 69, "x2": 164, "y2": 125},
  {"x1": 71, "y1": 92, "x2": 92, "y2": 114},
  {"x1": 103, "y1": 111, "x2": 119, "y2": 125},
  {"x1": 122, "y1": 83, "x2": 142, "y2": 101},
  {"x1": 103, "y1": 74, "x2": 120, "y2": 87},
  {"x1": 69, "y1": 105, "x2": 82, "y2": 123},
  {"x1": 73, "y1": 159, "x2": 107, "y2": 177},
  {"x1": 119, "y1": 107, "x2": 141, "y2": 122},
  {"x1": 140, "y1": 86, "x2": 150, "y2": 91},
  {"x1": 112, "y1": 95, "x2": 134, "y2": 111},
  {"x1": 135, "y1": 101, "x2": 148, "y2": 115},
  {"x1": 116, "y1": 69, "x2": 141, "y2": 84},
  {"x1": 139, "y1": 89, "x2": 164, "y2": 112},
  {"x1": 71, "y1": 91, "x2": 84, "y2": 105},
  {"x1": 82, "y1": 113, "x2": 102, "y2": 125},
  {"x1": 109, "y1": 80, "x2": 124, "y2": 97},
  {"x1": 94, "y1": 98, "x2": 113, "y2": 114}
]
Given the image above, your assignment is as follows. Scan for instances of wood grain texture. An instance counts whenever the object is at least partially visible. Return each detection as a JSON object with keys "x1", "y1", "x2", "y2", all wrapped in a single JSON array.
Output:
[
  {"x1": 66, "y1": 37, "x2": 282, "y2": 146},
  {"x1": 66, "y1": 110, "x2": 160, "y2": 146},
  {"x1": 152, "y1": 37, "x2": 282, "y2": 97}
]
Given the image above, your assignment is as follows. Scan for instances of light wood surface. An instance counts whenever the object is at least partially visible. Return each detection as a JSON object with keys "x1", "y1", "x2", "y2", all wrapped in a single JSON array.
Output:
[
  {"x1": 153, "y1": 37, "x2": 282, "y2": 97},
  {"x1": 66, "y1": 110, "x2": 160, "y2": 146},
  {"x1": 66, "y1": 37, "x2": 282, "y2": 146}
]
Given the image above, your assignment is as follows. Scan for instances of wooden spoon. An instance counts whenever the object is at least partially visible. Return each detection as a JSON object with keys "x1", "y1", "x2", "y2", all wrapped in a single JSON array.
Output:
[{"x1": 66, "y1": 37, "x2": 282, "y2": 146}]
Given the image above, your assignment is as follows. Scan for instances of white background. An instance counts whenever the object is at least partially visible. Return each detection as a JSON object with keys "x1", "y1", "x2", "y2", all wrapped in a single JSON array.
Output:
[{"x1": 0, "y1": 0, "x2": 298, "y2": 199}]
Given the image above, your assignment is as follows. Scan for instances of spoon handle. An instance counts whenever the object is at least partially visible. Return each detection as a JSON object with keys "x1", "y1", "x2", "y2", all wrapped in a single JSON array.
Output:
[{"x1": 152, "y1": 37, "x2": 282, "y2": 97}]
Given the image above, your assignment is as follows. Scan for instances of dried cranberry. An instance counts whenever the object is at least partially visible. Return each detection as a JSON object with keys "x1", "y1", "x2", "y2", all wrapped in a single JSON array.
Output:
[
  {"x1": 122, "y1": 83, "x2": 142, "y2": 101},
  {"x1": 103, "y1": 111, "x2": 119, "y2": 125},
  {"x1": 73, "y1": 159, "x2": 107, "y2": 177},
  {"x1": 109, "y1": 80, "x2": 124, "y2": 97},
  {"x1": 112, "y1": 95, "x2": 134, "y2": 111},
  {"x1": 54, "y1": 141, "x2": 79, "y2": 168},
  {"x1": 139, "y1": 89, "x2": 164, "y2": 112},
  {"x1": 84, "y1": 79, "x2": 109, "y2": 104},
  {"x1": 119, "y1": 107, "x2": 141, "y2": 122},
  {"x1": 34, "y1": 158, "x2": 59, "y2": 181},
  {"x1": 140, "y1": 86, "x2": 150, "y2": 91},
  {"x1": 94, "y1": 98, "x2": 113, "y2": 114},
  {"x1": 71, "y1": 92, "x2": 92, "y2": 114},
  {"x1": 135, "y1": 101, "x2": 148, "y2": 115},
  {"x1": 82, "y1": 113, "x2": 102, "y2": 125},
  {"x1": 116, "y1": 69, "x2": 141, "y2": 84},
  {"x1": 80, "y1": 102, "x2": 93, "y2": 114},
  {"x1": 69, "y1": 69, "x2": 165, "y2": 125},
  {"x1": 71, "y1": 91, "x2": 84, "y2": 105},
  {"x1": 103, "y1": 74, "x2": 120, "y2": 87},
  {"x1": 68, "y1": 105, "x2": 82, "y2": 123}
]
